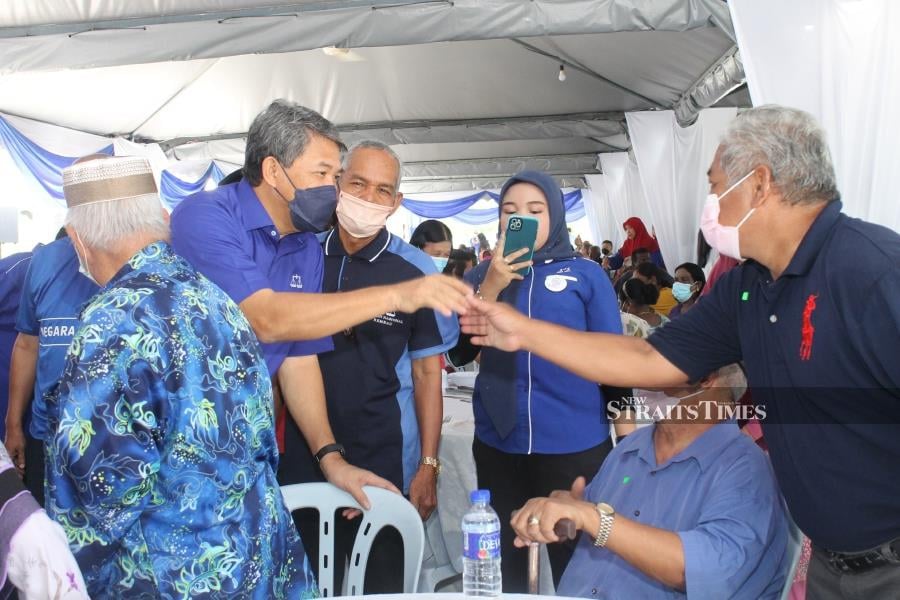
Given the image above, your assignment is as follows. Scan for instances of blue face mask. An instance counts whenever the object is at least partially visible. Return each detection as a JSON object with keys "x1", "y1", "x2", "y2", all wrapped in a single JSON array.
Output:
[
  {"x1": 672, "y1": 281, "x2": 695, "y2": 303},
  {"x1": 275, "y1": 163, "x2": 338, "y2": 233},
  {"x1": 432, "y1": 256, "x2": 449, "y2": 272}
]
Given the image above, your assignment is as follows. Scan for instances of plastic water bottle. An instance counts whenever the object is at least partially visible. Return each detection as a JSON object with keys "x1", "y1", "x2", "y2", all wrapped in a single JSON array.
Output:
[{"x1": 462, "y1": 489, "x2": 502, "y2": 596}]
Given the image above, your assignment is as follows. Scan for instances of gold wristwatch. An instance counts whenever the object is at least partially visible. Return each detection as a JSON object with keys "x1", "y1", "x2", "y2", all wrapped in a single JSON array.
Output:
[
  {"x1": 420, "y1": 456, "x2": 442, "y2": 475},
  {"x1": 593, "y1": 502, "x2": 616, "y2": 547}
]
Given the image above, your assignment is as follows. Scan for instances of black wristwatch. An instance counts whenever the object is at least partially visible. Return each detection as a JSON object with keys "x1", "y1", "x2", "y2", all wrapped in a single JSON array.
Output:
[{"x1": 315, "y1": 443, "x2": 345, "y2": 464}]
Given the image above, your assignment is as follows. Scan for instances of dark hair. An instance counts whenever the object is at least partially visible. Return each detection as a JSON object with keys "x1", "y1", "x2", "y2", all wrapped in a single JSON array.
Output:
[
  {"x1": 675, "y1": 262, "x2": 707, "y2": 292},
  {"x1": 630, "y1": 247, "x2": 650, "y2": 261},
  {"x1": 589, "y1": 245, "x2": 601, "y2": 261},
  {"x1": 410, "y1": 219, "x2": 453, "y2": 249},
  {"x1": 636, "y1": 262, "x2": 675, "y2": 288},
  {"x1": 55, "y1": 227, "x2": 68, "y2": 240},
  {"x1": 621, "y1": 278, "x2": 659, "y2": 306},
  {"x1": 444, "y1": 249, "x2": 476, "y2": 279},
  {"x1": 696, "y1": 229, "x2": 711, "y2": 268},
  {"x1": 602, "y1": 240, "x2": 613, "y2": 246},
  {"x1": 243, "y1": 100, "x2": 344, "y2": 187}
]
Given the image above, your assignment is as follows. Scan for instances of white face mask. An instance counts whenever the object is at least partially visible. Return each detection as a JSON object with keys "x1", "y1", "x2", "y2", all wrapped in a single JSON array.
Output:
[
  {"x1": 699, "y1": 170, "x2": 756, "y2": 260},
  {"x1": 72, "y1": 232, "x2": 99, "y2": 286}
]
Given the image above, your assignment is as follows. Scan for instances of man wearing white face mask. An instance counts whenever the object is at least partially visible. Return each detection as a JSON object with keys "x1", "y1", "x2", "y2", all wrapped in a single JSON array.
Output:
[
  {"x1": 287, "y1": 141, "x2": 459, "y2": 593},
  {"x1": 460, "y1": 105, "x2": 900, "y2": 599}
]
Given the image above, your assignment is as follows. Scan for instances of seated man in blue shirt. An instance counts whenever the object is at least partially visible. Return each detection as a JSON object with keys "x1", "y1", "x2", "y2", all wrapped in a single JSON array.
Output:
[
  {"x1": 171, "y1": 100, "x2": 472, "y2": 509},
  {"x1": 287, "y1": 141, "x2": 459, "y2": 592},
  {"x1": 511, "y1": 365, "x2": 788, "y2": 599},
  {"x1": 462, "y1": 105, "x2": 900, "y2": 599}
]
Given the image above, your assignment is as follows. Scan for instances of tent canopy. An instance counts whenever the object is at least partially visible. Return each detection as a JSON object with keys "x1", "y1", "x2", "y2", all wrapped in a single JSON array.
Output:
[{"x1": 0, "y1": 0, "x2": 750, "y2": 192}]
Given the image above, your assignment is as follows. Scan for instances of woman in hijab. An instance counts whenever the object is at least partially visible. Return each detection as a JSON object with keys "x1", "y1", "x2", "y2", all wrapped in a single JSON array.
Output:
[
  {"x1": 603, "y1": 216, "x2": 666, "y2": 271},
  {"x1": 449, "y1": 171, "x2": 622, "y2": 592}
]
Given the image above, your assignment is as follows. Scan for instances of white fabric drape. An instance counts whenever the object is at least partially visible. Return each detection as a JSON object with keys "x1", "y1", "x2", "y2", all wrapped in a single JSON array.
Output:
[
  {"x1": 594, "y1": 153, "x2": 654, "y2": 251},
  {"x1": 626, "y1": 107, "x2": 737, "y2": 269},
  {"x1": 579, "y1": 186, "x2": 605, "y2": 247},
  {"x1": 730, "y1": 0, "x2": 900, "y2": 231}
]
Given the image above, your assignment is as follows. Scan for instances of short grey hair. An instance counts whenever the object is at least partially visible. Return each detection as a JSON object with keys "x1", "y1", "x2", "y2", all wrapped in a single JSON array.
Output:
[
  {"x1": 65, "y1": 194, "x2": 169, "y2": 251},
  {"x1": 342, "y1": 140, "x2": 403, "y2": 191},
  {"x1": 716, "y1": 363, "x2": 748, "y2": 404},
  {"x1": 243, "y1": 99, "x2": 345, "y2": 186},
  {"x1": 719, "y1": 105, "x2": 839, "y2": 205}
]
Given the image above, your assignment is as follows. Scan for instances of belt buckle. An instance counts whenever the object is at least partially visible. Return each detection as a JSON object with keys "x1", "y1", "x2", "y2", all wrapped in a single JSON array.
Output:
[{"x1": 828, "y1": 549, "x2": 888, "y2": 574}]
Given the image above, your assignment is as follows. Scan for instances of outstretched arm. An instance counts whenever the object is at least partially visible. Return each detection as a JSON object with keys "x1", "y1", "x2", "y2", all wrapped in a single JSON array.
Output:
[{"x1": 460, "y1": 298, "x2": 689, "y2": 389}]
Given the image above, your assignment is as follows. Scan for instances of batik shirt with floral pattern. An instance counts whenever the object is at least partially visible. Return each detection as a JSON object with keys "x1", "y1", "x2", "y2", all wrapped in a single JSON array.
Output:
[{"x1": 45, "y1": 242, "x2": 318, "y2": 599}]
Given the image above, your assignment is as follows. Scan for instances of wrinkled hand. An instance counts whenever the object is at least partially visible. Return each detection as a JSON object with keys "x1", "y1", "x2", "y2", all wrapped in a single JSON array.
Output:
[
  {"x1": 395, "y1": 274, "x2": 472, "y2": 317},
  {"x1": 4, "y1": 424, "x2": 26, "y2": 476},
  {"x1": 511, "y1": 477, "x2": 593, "y2": 547},
  {"x1": 459, "y1": 297, "x2": 528, "y2": 352},
  {"x1": 321, "y1": 454, "x2": 401, "y2": 519},
  {"x1": 482, "y1": 233, "x2": 533, "y2": 296},
  {"x1": 408, "y1": 466, "x2": 437, "y2": 520}
]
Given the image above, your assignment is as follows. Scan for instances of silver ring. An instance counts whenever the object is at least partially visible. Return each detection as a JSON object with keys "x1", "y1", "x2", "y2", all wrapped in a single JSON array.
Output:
[{"x1": 527, "y1": 516, "x2": 540, "y2": 526}]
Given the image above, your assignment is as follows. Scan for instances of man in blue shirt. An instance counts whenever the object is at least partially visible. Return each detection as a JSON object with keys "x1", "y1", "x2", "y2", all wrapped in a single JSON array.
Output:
[
  {"x1": 49, "y1": 154, "x2": 316, "y2": 598},
  {"x1": 0, "y1": 249, "x2": 35, "y2": 441},
  {"x1": 511, "y1": 365, "x2": 787, "y2": 599},
  {"x1": 285, "y1": 141, "x2": 458, "y2": 592},
  {"x1": 4, "y1": 232, "x2": 98, "y2": 506},
  {"x1": 171, "y1": 100, "x2": 471, "y2": 509},
  {"x1": 461, "y1": 105, "x2": 900, "y2": 599}
]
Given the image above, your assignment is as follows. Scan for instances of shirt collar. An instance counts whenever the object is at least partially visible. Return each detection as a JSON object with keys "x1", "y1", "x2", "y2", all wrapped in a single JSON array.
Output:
[
  {"x1": 236, "y1": 179, "x2": 276, "y2": 232},
  {"x1": 323, "y1": 227, "x2": 392, "y2": 263},
  {"x1": 628, "y1": 421, "x2": 741, "y2": 473},
  {"x1": 781, "y1": 199, "x2": 843, "y2": 277}
]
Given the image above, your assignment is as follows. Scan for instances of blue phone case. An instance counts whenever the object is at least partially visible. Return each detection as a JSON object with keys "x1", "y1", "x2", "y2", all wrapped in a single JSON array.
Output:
[{"x1": 503, "y1": 215, "x2": 539, "y2": 264}]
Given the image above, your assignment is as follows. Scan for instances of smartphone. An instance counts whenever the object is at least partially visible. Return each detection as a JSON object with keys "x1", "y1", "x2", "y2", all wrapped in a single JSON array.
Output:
[{"x1": 504, "y1": 214, "x2": 539, "y2": 265}]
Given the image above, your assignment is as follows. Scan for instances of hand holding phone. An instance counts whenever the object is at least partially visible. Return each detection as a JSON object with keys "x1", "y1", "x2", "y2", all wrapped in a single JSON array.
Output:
[
  {"x1": 503, "y1": 215, "x2": 539, "y2": 264},
  {"x1": 478, "y1": 217, "x2": 537, "y2": 301}
]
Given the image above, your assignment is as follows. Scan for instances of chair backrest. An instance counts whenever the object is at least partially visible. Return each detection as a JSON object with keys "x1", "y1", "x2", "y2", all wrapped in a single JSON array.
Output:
[{"x1": 280, "y1": 482, "x2": 425, "y2": 597}]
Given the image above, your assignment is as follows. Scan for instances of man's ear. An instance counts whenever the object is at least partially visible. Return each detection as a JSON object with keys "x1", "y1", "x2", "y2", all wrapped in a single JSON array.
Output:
[
  {"x1": 751, "y1": 165, "x2": 775, "y2": 207},
  {"x1": 161, "y1": 207, "x2": 171, "y2": 225},
  {"x1": 260, "y1": 156, "x2": 280, "y2": 188},
  {"x1": 389, "y1": 192, "x2": 404, "y2": 215}
]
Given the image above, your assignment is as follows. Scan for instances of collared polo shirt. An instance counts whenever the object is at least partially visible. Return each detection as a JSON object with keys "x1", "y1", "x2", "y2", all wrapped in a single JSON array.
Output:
[
  {"x1": 14, "y1": 239, "x2": 98, "y2": 440},
  {"x1": 170, "y1": 179, "x2": 333, "y2": 377},
  {"x1": 648, "y1": 200, "x2": 900, "y2": 552},
  {"x1": 284, "y1": 228, "x2": 458, "y2": 492},
  {"x1": 557, "y1": 423, "x2": 788, "y2": 600}
]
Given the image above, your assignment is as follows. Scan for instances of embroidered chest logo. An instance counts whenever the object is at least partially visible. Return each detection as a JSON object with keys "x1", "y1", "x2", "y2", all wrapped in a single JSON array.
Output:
[
  {"x1": 799, "y1": 293, "x2": 819, "y2": 361},
  {"x1": 374, "y1": 311, "x2": 404, "y2": 327},
  {"x1": 289, "y1": 274, "x2": 303, "y2": 289}
]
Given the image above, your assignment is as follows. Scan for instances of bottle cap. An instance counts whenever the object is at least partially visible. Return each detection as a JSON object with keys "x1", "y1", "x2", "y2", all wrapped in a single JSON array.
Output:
[{"x1": 470, "y1": 489, "x2": 490, "y2": 504}]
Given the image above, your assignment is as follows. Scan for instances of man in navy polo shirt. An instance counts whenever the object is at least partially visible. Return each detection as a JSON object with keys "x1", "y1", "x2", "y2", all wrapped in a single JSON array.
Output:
[
  {"x1": 461, "y1": 105, "x2": 900, "y2": 599},
  {"x1": 4, "y1": 231, "x2": 98, "y2": 506},
  {"x1": 171, "y1": 100, "x2": 471, "y2": 509},
  {"x1": 285, "y1": 141, "x2": 458, "y2": 592}
]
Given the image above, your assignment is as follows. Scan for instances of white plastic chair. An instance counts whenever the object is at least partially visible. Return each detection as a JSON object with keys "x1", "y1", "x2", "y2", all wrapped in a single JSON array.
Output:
[{"x1": 280, "y1": 482, "x2": 425, "y2": 597}]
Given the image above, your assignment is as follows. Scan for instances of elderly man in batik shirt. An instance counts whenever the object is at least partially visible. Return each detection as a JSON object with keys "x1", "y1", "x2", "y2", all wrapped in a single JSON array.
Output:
[{"x1": 44, "y1": 155, "x2": 318, "y2": 599}]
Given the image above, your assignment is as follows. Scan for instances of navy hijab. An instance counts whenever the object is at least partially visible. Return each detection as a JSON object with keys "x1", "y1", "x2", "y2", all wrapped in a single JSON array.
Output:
[{"x1": 475, "y1": 170, "x2": 577, "y2": 439}]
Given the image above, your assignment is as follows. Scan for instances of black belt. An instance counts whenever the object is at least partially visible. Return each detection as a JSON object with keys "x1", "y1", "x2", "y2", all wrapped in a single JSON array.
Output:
[{"x1": 825, "y1": 537, "x2": 900, "y2": 574}]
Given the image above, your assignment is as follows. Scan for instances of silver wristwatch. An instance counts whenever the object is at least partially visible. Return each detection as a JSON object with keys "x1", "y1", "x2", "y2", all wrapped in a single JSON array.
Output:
[{"x1": 593, "y1": 502, "x2": 616, "y2": 548}]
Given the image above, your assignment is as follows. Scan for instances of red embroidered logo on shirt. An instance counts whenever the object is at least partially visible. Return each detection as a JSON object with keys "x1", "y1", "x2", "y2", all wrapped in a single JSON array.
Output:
[{"x1": 799, "y1": 294, "x2": 819, "y2": 361}]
